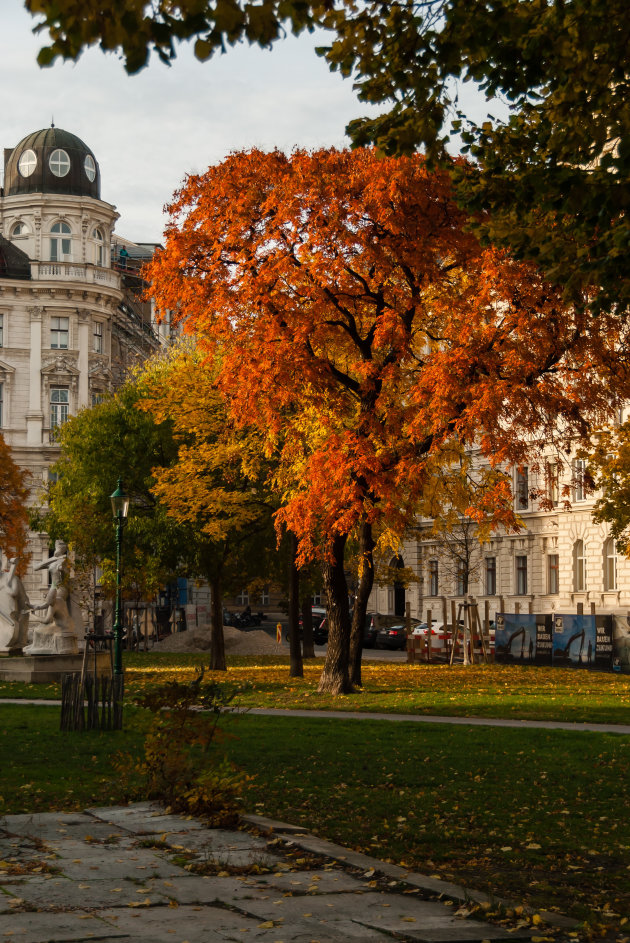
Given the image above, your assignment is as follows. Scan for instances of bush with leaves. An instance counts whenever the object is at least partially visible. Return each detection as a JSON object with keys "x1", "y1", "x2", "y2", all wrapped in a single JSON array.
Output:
[{"x1": 122, "y1": 669, "x2": 247, "y2": 825}]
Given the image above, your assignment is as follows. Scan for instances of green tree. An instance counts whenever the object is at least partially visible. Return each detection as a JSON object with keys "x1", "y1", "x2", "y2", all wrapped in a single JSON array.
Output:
[
  {"x1": 44, "y1": 382, "x2": 188, "y2": 612},
  {"x1": 25, "y1": 0, "x2": 630, "y2": 313}
]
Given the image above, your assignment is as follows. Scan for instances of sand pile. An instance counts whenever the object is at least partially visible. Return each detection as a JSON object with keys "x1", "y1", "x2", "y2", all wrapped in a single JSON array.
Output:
[{"x1": 152, "y1": 625, "x2": 282, "y2": 656}]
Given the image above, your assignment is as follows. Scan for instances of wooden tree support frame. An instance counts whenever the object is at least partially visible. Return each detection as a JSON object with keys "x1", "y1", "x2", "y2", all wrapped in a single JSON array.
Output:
[{"x1": 60, "y1": 634, "x2": 124, "y2": 731}]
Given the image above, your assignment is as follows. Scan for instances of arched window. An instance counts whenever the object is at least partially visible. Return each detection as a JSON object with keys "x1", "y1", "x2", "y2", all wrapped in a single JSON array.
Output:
[
  {"x1": 93, "y1": 227, "x2": 105, "y2": 266},
  {"x1": 604, "y1": 538, "x2": 617, "y2": 591},
  {"x1": 11, "y1": 221, "x2": 28, "y2": 237},
  {"x1": 573, "y1": 539, "x2": 586, "y2": 592},
  {"x1": 50, "y1": 221, "x2": 72, "y2": 262}
]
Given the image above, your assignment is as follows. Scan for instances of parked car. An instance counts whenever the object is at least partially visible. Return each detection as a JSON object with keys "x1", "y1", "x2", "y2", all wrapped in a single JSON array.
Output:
[
  {"x1": 285, "y1": 607, "x2": 328, "y2": 645},
  {"x1": 317, "y1": 610, "x2": 385, "y2": 648},
  {"x1": 375, "y1": 622, "x2": 409, "y2": 650},
  {"x1": 375, "y1": 618, "x2": 423, "y2": 651}
]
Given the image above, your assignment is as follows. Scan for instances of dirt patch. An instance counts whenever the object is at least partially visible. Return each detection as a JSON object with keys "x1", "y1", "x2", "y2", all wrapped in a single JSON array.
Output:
[{"x1": 152, "y1": 625, "x2": 282, "y2": 656}]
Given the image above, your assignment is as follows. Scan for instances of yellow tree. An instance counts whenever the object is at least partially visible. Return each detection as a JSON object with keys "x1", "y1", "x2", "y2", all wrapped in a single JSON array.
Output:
[{"x1": 136, "y1": 344, "x2": 279, "y2": 671}]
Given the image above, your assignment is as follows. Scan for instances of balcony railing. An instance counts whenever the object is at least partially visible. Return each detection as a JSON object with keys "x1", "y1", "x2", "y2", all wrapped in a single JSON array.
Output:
[{"x1": 31, "y1": 261, "x2": 121, "y2": 289}]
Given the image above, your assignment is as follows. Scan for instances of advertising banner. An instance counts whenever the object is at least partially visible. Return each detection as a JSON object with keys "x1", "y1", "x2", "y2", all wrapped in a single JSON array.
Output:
[
  {"x1": 494, "y1": 613, "x2": 537, "y2": 664},
  {"x1": 594, "y1": 615, "x2": 614, "y2": 671},
  {"x1": 611, "y1": 615, "x2": 630, "y2": 673},
  {"x1": 534, "y1": 614, "x2": 554, "y2": 666},
  {"x1": 552, "y1": 614, "x2": 597, "y2": 668}
]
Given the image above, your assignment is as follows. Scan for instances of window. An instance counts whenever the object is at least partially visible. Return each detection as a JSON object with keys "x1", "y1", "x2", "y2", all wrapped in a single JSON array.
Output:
[
  {"x1": 311, "y1": 591, "x2": 322, "y2": 606},
  {"x1": 516, "y1": 467, "x2": 529, "y2": 509},
  {"x1": 50, "y1": 316, "x2": 69, "y2": 349},
  {"x1": 84, "y1": 155, "x2": 96, "y2": 182},
  {"x1": 486, "y1": 557, "x2": 497, "y2": 595},
  {"x1": 456, "y1": 562, "x2": 467, "y2": 595},
  {"x1": 0, "y1": 313, "x2": 3, "y2": 347},
  {"x1": 18, "y1": 149, "x2": 37, "y2": 177},
  {"x1": 547, "y1": 463, "x2": 559, "y2": 506},
  {"x1": 50, "y1": 388, "x2": 69, "y2": 428},
  {"x1": 49, "y1": 149, "x2": 70, "y2": 177},
  {"x1": 11, "y1": 221, "x2": 27, "y2": 237},
  {"x1": 604, "y1": 538, "x2": 617, "y2": 591},
  {"x1": 516, "y1": 555, "x2": 528, "y2": 595},
  {"x1": 237, "y1": 589, "x2": 249, "y2": 606},
  {"x1": 93, "y1": 321, "x2": 103, "y2": 353},
  {"x1": 50, "y1": 222, "x2": 71, "y2": 262},
  {"x1": 573, "y1": 539, "x2": 586, "y2": 591},
  {"x1": 574, "y1": 459, "x2": 587, "y2": 502},
  {"x1": 548, "y1": 554, "x2": 559, "y2": 594},
  {"x1": 428, "y1": 559, "x2": 439, "y2": 596},
  {"x1": 91, "y1": 392, "x2": 104, "y2": 407},
  {"x1": 93, "y1": 228, "x2": 104, "y2": 266},
  {"x1": 261, "y1": 586, "x2": 270, "y2": 606},
  {"x1": 0, "y1": 383, "x2": 3, "y2": 428}
]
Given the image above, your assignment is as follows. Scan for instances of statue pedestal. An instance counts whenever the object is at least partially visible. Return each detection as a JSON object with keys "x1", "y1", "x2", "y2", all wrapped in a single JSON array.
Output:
[
  {"x1": 24, "y1": 629, "x2": 79, "y2": 657},
  {"x1": 0, "y1": 653, "x2": 111, "y2": 683}
]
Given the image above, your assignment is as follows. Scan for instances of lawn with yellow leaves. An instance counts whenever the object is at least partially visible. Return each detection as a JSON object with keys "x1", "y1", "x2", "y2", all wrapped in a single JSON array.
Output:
[{"x1": 115, "y1": 654, "x2": 630, "y2": 725}]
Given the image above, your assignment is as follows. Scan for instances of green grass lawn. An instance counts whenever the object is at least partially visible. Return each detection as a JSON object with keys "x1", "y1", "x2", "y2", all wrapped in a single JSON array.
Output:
[
  {"x1": 2, "y1": 655, "x2": 630, "y2": 724},
  {"x1": 0, "y1": 700, "x2": 628, "y2": 939}
]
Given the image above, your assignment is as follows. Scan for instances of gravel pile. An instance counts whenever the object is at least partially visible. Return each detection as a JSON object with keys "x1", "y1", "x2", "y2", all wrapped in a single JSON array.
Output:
[{"x1": 152, "y1": 625, "x2": 282, "y2": 656}]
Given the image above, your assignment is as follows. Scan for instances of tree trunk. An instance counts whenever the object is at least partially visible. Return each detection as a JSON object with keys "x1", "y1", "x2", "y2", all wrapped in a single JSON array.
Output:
[
  {"x1": 288, "y1": 532, "x2": 303, "y2": 677},
  {"x1": 209, "y1": 574, "x2": 226, "y2": 671},
  {"x1": 318, "y1": 533, "x2": 354, "y2": 694},
  {"x1": 301, "y1": 596, "x2": 315, "y2": 659},
  {"x1": 349, "y1": 520, "x2": 375, "y2": 688}
]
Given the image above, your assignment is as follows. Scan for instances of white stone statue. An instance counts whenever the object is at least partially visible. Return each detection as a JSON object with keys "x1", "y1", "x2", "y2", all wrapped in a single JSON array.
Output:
[
  {"x1": 23, "y1": 541, "x2": 81, "y2": 656},
  {"x1": 0, "y1": 555, "x2": 30, "y2": 653}
]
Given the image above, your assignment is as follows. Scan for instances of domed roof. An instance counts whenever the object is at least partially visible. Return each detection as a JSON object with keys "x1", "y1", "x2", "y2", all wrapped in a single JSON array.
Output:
[
  {"x1": 3, "y1": 126, "x2": 100, "y2": 199},
  {"x1": 0, "y1": 235, "x2": 31, "y2": 280}
]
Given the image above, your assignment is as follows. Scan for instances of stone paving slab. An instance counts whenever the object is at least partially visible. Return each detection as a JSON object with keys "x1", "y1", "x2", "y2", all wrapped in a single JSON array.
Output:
[
  {"x1": 1, "y1": 873, "x2": 164, "y2": 910},
  {"x1": 1, "y1": 815, "x2": 128, "y2": 845},
  {"x1": 96, "y1": 903, "x2": 271, "y2": 942},
  {"x1": 0, "y1": 909, "x2": 127, "y2": 942},
  {"x1": 87, "y1": 805, "x2": 206, "y2": 835},
  {"x1": 220, "y1": 890, "x2": 529, "y2": 943}
]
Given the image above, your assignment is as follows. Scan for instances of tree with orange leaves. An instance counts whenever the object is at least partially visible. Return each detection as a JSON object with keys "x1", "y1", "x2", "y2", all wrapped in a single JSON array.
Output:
[
  {"x1": 0, "y1": 433, "x2": 30, "y2": 574},
  {"x1": 148, "y1": 147, "x2": 627, "y2": 695}
]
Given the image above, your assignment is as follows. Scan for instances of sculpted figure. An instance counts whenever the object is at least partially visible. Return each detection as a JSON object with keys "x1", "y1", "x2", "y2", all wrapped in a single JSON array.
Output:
[
  {"x1": 0, "y1": 555, "x2": 30, "y2": 652},
  {"x1": 23, "y1": 541, "x2": 79, "y2": 656}
]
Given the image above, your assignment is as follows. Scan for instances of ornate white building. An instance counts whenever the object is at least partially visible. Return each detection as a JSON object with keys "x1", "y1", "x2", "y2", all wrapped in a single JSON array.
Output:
[
  {"x1": 370, "y1": 456, "x2": 630, "y2": 627},
  {"x1": 0, "y1": 125, "x2": 162, "y2": 600}
]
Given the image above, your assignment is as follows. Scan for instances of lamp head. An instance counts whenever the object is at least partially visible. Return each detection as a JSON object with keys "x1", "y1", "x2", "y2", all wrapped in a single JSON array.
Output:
[{"x1": 110, "y1": 478, "x2": 130, "y2": 522}]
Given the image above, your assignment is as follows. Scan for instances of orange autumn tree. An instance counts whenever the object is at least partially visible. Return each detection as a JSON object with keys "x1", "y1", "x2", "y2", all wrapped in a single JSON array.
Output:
[
  {"x1": 148, "y1": 148, "x2": 626, "y2": 695},
  {"x1": 0, "y1": 433, "x2": 30, "y2": 574}
]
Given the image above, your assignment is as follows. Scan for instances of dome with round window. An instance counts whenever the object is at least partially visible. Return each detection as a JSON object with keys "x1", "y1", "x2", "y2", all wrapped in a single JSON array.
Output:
[{"x1": 3, "y1": 126, "x2": 100, "y2": 199}]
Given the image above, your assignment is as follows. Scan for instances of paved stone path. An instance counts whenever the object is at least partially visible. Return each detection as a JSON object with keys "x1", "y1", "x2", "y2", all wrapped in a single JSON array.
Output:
[
  {"x1": 3, "y1": 700, "x2": 630, "y2": 735},
  {"x1": 0, "y1": 803, "x2": 552, "y2": 943}
]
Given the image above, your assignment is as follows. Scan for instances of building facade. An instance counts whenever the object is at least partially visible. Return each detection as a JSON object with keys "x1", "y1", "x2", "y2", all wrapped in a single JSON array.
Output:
[
  {"x1": 370, "y1": 455, "x2": 630, "y2": 625},
  {"x1": 0, "y1": 125, "x2": 161, "y2": 601}
]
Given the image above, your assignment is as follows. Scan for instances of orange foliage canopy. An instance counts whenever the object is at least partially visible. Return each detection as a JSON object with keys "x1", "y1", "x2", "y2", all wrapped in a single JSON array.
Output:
[
  {"x1": 0, "y1": 433, "x2": 30, "y2": 573},
  {"x1": 148, "y1": 148, "x2": 623, "y2": 563}
]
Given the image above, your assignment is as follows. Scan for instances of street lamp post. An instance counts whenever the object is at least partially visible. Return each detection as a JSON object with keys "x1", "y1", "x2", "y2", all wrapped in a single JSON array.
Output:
[{"x1": 110, "y1": 479, "x2": 129, "y2": 676}]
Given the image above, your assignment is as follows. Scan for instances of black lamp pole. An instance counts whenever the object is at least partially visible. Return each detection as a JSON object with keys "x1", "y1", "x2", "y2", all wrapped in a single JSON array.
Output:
[{"x1": 110, "y1": 479, "x2": 129, "y2": 676}]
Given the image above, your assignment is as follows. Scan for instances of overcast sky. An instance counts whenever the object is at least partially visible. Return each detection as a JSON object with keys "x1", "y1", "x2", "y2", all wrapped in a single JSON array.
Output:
[{"x1": 2, "y1": 4, "x2": 505, "y2": 243}]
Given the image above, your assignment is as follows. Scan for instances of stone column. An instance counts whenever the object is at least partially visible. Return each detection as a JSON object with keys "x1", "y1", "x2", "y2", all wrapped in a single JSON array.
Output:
[
  {"x1": 77, "y1": 309, "x2": 90, "y2": 409},
  {"x1": 26, "y1": 306, "x2": 44, "y2": 446}
]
